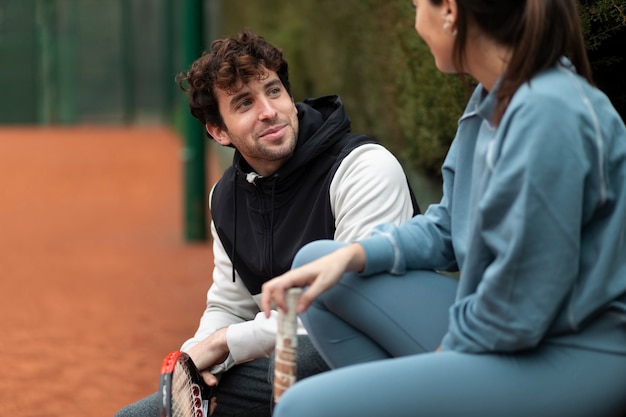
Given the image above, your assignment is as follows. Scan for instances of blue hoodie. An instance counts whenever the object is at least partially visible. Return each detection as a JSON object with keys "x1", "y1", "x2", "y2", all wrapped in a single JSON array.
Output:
[{"x1": 359, "y1": 59, "x2": 626, "y2": 354}]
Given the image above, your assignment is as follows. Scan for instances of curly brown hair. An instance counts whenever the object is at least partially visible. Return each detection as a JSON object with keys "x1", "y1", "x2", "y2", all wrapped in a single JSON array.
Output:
[{"x1": 177, "y1": 30, "x2": 291, "y2": 134}]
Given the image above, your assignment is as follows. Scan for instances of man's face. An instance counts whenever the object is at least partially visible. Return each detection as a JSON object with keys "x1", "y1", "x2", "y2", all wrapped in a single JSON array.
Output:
[{"x1": 206, "y1": 70, "x2": 299, "y2": 176}]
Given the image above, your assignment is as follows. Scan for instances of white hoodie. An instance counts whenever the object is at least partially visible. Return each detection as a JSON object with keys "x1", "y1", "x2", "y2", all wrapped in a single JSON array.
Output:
[{"x1": 181, "y1": 143, "x2": 416, "y2": 373}]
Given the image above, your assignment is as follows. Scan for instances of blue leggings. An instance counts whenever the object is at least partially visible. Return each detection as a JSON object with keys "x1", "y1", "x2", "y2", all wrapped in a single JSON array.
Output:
[{"x1": 273, "y1": 240, "x2": 626, "y2": 417}]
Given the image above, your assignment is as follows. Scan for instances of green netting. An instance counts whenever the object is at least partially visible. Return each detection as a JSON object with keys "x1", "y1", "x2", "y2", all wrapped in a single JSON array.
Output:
[{"x1": 0, "y1": 0, "x2": 208, "y2": 125}]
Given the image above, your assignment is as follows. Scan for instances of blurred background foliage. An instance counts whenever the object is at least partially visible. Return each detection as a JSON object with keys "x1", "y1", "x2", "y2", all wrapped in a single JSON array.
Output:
[
  {"x1": 220, "y1": 0, "x2": 466, "y2": 179},
  {"x1": 1, "y1": 0, "x2": 625, "y2": 184},
  {"x1": 220, "y1": 0, "x2": 626, "y2": 179}
]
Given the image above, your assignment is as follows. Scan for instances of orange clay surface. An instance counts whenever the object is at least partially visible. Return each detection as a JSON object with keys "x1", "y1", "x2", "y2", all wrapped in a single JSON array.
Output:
[{"x1": 0, "y1": 126, "x2": 220, "y2": 417}]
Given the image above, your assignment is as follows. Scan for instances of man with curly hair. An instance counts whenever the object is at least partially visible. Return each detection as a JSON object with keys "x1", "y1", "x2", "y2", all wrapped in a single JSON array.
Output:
[{"x1": 114, "y1": 30, "x2": 419, "y2": 417}]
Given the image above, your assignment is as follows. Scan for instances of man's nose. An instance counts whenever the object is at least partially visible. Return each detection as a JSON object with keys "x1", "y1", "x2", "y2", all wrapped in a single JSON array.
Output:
[{"x1": 257, "y1": 97, "x2": 278, "y2": 120}]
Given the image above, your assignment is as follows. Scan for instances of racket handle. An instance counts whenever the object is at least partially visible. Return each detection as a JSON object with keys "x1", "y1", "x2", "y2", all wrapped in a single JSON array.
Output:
[{"x1": 273, "y1": 287, "x2": 302, "y2": 403}]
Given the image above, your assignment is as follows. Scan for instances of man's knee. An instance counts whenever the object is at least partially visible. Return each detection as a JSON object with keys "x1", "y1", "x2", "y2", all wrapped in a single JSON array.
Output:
[{"x1": 114, "y1": 392, "x2": 160, "y2": 417}]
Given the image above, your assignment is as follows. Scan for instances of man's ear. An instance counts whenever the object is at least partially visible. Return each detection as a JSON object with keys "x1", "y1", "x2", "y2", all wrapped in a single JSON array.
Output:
[{"x1": 206, "y1": 123, "x2": 231, "y2": 146}]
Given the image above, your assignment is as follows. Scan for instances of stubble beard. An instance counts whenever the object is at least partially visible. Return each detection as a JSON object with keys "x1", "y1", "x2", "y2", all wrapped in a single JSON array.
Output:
[
  {"x1": 259, "y1": 128, "x2": 297, "y2": 162},
  {"x1": 251, "y1": 113, "x2": 298, "y2": 163}
]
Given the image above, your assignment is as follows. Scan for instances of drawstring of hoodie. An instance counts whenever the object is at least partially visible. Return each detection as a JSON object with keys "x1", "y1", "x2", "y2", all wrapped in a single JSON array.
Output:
[
  {"x1": 269, "y1": 174, "x2": 278, "y2": 279},
  {"x1": 231, "y1": 171, "x2": 238, "y2": 282}
]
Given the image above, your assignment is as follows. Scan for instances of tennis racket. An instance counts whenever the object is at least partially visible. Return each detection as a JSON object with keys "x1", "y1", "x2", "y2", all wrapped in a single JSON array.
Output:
[
  {"x1": 273, "y1": 287, "x2": 302, "y2": 403},
  {"x1": 159, "y1": 350, "x2": 212, "y2": 417}
]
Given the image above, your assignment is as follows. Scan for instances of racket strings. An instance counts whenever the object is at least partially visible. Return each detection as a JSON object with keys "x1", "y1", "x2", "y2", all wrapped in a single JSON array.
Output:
[{"x1": 172, "y1": 361, "x2": 204, "y2": 417}]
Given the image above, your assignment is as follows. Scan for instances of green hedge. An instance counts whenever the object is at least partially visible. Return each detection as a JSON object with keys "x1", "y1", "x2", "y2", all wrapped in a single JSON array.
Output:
[{"x1": 220, "y1": 0, "x2": 626, "y2": 179}]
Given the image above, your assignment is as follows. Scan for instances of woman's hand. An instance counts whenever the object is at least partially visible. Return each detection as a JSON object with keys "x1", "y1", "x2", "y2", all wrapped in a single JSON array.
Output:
[{"x1": 261, "y1": 243, "x2": 366, "y2": 316}]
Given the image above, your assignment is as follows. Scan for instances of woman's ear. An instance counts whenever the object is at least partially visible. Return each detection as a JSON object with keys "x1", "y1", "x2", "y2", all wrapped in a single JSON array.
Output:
[
  {"x1": 206, "y1": 123, "x2": 231, "y2": 146},
  {"x1": 440, "y1": 0, "x2": 455, "y2": 18},
  {"x1": 441, "y1": 0, "x2": 458, "y2": 35},
  {"x1": 442, "y1": 0, "x2": 457, "y2": 14}
]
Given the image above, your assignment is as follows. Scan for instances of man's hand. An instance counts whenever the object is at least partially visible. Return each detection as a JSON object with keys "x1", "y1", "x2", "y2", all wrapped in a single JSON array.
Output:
[{"x1": 186, "y1": 327, "x2": 230, "y2": 386}]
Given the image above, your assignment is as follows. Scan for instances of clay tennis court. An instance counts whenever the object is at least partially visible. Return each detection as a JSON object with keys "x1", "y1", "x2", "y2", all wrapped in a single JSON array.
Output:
[{"x1": 0, "y1": 126, "x2": 220, "y2": 417}]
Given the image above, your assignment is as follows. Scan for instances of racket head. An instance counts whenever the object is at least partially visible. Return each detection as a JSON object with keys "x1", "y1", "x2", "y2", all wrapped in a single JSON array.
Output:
[{"x1": 159, "y1": 351, "x2": 211, "y2": 417}]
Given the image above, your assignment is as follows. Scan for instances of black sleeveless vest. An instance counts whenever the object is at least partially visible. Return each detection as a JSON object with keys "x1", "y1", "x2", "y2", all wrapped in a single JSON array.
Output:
[{"x1": 211, "y1": 133, "x2": 379, "y2": 295}]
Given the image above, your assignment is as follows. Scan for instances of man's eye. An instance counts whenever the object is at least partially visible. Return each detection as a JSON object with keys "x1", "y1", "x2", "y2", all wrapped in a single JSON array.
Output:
[
  {"x1": 269, "y1": 88, "x2": 281, "y2": 96},
  {"x1": 238, "y1": 100, "x2": 252, "y2": 109}
]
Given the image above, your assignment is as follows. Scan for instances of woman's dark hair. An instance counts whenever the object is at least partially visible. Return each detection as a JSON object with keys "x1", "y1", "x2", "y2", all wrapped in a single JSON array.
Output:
[
  {"x1": 177, "y1": 30, "x2": 291, "y2": 133},
  {"x1": 433, "y1": 0, "x2": 592, "y2": 125}
]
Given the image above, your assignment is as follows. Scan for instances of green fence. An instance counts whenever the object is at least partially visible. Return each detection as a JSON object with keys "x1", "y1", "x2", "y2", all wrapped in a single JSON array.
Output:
[
  {"x1": 0, "y1": 0, "x2": 223, "y2": 241},
  {"x1": 0, "y1": 0, "x2": 222, "y2": 126}
]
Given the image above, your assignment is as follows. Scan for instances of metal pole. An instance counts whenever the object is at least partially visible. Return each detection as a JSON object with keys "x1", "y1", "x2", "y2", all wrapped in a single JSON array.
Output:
[
  {"x1": 121, "y1": 0, "x2": 135, "y2": 124},
  {"x1": 36, "y1": 0, "x2": 58, "y2": 124},
  {"x1": 181, "y1": 0, "x2": 207, "y2": 241},
  {"x1": 162, "y1": 0, "x2": 175, "y2": 121},
  {"x1": 56, "y1": 0, "x2": 76, "y2": 124}
]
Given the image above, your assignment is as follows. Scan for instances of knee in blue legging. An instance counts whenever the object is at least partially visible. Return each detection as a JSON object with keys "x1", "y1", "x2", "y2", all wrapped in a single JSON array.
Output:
[{"x1": 291, "y1": 240, "x2": 348, "y2": 269}]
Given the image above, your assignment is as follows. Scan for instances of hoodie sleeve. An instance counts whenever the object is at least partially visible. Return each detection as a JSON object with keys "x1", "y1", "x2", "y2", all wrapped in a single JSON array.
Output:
[
  {"x1": 180, "y1": 221, "x2": 260, "y2": 353},
  {"x1": 183, "y1": 221, "x2": 309, "y2": 368},
  {"x1": 330, "y1": 144, "x2": 416, "y2": 242}
]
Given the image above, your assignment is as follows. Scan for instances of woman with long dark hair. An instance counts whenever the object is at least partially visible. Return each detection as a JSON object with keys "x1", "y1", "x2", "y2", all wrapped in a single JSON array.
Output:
[{"x1": 261, "y1": 1, "x2": 626, "y2": 416}]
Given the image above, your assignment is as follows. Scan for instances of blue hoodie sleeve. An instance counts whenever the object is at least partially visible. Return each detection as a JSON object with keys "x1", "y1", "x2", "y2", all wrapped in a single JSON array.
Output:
[{"x1": 358, "y1": 138, "x2": 460, "y2": 276}]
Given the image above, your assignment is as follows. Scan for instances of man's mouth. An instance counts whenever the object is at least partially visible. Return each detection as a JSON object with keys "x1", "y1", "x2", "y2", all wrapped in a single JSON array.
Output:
[{"x1": 259, "y1": 125, "x2": 287, "y2": 141}]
